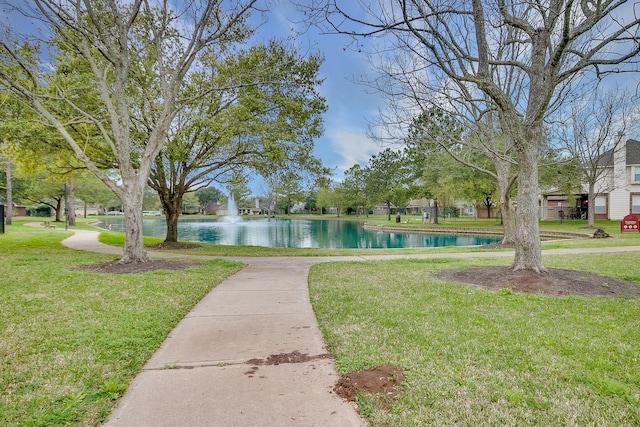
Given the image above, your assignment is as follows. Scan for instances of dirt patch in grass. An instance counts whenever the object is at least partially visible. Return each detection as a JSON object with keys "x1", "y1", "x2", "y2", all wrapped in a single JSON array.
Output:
[
  {"x1": 242, "y1": 353, "x2": 405, "y2": 406},
  {"x1": 437, "y1": 266, "x2": 640, "y2": 297},
  {"x1": 333, "y1": 365, "x2": 406, "y2": 403},
  {"x1": 76, "y1": 260, "x2": 196, "y2": 274},
  {"x1": 147, "y1": 242, "x2": 201, "y2": 250}
]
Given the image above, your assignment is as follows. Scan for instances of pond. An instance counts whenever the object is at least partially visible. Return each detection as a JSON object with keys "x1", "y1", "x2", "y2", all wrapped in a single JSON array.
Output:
[{"x1": 98, "y1": 217, "x2": 502, "y2": 249}]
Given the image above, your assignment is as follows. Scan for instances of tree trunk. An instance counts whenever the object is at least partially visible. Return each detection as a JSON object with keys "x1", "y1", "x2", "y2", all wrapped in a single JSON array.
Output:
[
  {"x1": 119, "y1": 183, "x2": 148, "y2": 264},
  {"x1": 512, "y1": 127, "x2": 544, "y2": 273},
  {"x1": 55, "y1": 198, "x2": 62, "y2": 222},
  {"x1": 433, "y1": 199, "x2": 439, "y2": 224},
  {"x1": 587, "y1": 182, "x2": 596, "y2": 228},
  {"x1": 500, "y1": 198, "x2": 516, "y2": 245},
  {"x1": 5, "y1": 159, "x2": 12, "y2": 225},
  {"x1": 67, "y1": 179, "x2": 76, "y2": 226},
  {"x1": 158, "y1": 190, "x2": 183, "y2": 243},
  {"x1": 496, "y1": 164, "x2": 515, "y2": 244},
  {"x1": 387, "y1": 202, "x2": 391, "y2": 221},
  {"x1": 165, "y1": 209, "x2": 181, "y2": 243}
]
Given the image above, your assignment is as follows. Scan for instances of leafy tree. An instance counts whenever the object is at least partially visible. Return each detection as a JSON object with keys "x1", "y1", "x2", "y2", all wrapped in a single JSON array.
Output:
[
  {"x1": 315, "y1": 186, "x2": 333, "y2": 215},
  {"x1": 303, "y1": 190, "x2": 318, "y2": 214},
  {"x1": 20, "y1": 170, "x2": 65, "y2": 221},
  {"x1": 148, "y1": 40, "x2": 328, "y2": 242},
  {"x1": 273, "y1": 172, "x2": 304, "y2": 215},
  {"x1": 196, "y1": 187, "x2": 224, "y2": 211},
  {"x1": 142, "y1": 187, "x2": 161, "y2": 212},
  {"x1": 364, "y1": 148, "x2": 411, "y2": 220},
  {"x1": 329, "y1": 183, "x2": 348, "y2": 217},
  {"x1": 341, "y1": 164, "x2": 369, "y2": 216},
  {"x1": 1, "y1": 0, "x2": 260, "y2": 263},
  {"x1": 226, "y1": 172, "x2": 252, "y2": 208},
  {"x1": 74, "y1": 173, "x2": 115, "y2": 216},
  {"x1": 182, "y1": 193, "x2": 200, "y2": 214}
]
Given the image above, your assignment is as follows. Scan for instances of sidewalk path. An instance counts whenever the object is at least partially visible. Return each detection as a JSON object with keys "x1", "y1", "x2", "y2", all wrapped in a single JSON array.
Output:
[
  {"x1": 57, "y1": 227, "x2": 640, "y2": 426},
  {"x1": 60, "y1": 229, "x2": 366, "y2": 426}
]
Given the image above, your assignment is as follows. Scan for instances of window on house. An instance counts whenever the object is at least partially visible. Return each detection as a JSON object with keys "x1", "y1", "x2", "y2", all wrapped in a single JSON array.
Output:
[
  {"x1": 634, "y1": 167, "x2": 640, "y2": 183},
  {"x1": 595, "y1": 196, "x2": 607, "y2": 214},
  {"x1": 633, "y1": 195, "x2": 640, "y2": 214}
]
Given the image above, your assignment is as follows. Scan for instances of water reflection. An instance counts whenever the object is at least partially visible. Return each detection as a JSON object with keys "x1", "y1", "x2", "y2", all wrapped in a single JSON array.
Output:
[{"x1": 98, "y1": 217, "x2": 502, "y2": 249}]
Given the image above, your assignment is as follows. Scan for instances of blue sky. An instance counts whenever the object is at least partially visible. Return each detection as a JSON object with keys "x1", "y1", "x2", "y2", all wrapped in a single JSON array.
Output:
[
  {"x1": 250, "y1": 1, "x2": 388, "y2": 191},
  {"x1": 7, "y1": 1, "x2": 636, "y2": 196},
  {"x1": 2, "y1": 1, "x2": 387, "y2": 194}
]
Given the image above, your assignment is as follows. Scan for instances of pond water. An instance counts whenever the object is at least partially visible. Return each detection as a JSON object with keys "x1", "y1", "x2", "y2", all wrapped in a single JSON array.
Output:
[{"x1": 98, "y1": 217, "x2": 502, "y2": 249}]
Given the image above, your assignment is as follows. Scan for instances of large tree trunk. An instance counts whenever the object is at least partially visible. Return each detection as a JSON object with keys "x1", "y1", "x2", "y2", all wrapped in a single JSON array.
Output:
[
  {"x1": 157, "y1": 188, "x2": 183, "y2": 243},
  {"x1": 165, "y1": 210, "x2": 180, "y2": 243},
  {"x1": 512, "y1": 126, "x2": 544, "y2": 273},
  {"x1": 119, "y1": 182, "x2": 147, "y2": 264},
  {"x1": 5, "y1": 159, "x2": 12, "y2": 225}
]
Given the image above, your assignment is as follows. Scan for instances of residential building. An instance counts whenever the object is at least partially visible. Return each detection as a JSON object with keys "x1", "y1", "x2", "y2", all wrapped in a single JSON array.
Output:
[{"x1": 540, "y1": 137, "x2": 640, "y2": 220}]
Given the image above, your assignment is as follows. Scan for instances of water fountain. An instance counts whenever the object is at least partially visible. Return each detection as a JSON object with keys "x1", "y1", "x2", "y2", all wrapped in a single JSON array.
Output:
[{"x1": 220, "y1": 195, "x2": 241, "y2": 223}]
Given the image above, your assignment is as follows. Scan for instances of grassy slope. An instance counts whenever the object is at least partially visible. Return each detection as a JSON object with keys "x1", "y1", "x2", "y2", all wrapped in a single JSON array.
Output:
[
  {"x1": 0, "y1": 221, "x2": 242, "y2": 426},
  {"x1": 309, "y1": 254, "x2": 640, "y2": 426}
]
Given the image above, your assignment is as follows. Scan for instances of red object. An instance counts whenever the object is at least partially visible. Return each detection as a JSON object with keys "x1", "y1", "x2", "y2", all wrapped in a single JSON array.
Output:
[{"x1": 621, "y1": 214, "x2": 640, "y2": 232}]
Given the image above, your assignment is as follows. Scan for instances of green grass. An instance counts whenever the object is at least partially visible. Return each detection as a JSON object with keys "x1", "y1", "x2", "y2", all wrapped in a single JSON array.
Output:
[
  {"x1": 0, "y1": 222, "x2": 242, "y2": 426},
  {"x1": 309, "y1": 255, "x2": 640, "y2": 426},
  {"x1": 7, "y1": 216, "x2": 640, "y2": 425}
]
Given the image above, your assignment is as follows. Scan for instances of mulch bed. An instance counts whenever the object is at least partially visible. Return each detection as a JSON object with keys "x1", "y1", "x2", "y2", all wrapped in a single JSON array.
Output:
[
  {"x1": 76, "y1": 260, "x2": 196, "y2": 274},
  {"x1": 437, "y1": 266, "x2": 640, "y2": 297},
  {"x1": 147, "y1": 242, "x2": 201, "y2": 250}
]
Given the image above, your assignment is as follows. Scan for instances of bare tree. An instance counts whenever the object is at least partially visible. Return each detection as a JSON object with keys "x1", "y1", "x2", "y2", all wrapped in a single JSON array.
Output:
[
  {"x1": 0, "y1": 0, "x2": 259, "y2": 263},
  {"x1": 554, "y1": 86, "x2": 640, "y2": 227},
  {"x1": 305, "y1": 0, "x2": 640, "y2": 273}
]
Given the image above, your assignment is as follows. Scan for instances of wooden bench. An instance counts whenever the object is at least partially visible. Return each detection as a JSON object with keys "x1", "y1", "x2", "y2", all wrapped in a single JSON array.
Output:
[{"x1": 43, "y1": 221, "x2": 56, "y2": 229}]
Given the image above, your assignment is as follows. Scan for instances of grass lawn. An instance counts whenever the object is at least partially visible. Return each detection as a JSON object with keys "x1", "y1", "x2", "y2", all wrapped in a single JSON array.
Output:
[
  {"x1": 5, "y1": 216, "x2": 640, "y2": 425},
  {"x1": 0, "y1": 221, "x2": 242, "y2": 426},
  {"x1": 309, "y1": 254, "x2": 640, "y2": 426}
]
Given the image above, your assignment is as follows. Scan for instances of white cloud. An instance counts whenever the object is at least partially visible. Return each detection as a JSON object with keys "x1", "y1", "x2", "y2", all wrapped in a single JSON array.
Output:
[{"x1": 322, "y1": 126, "x2": 384, "y2": 174}]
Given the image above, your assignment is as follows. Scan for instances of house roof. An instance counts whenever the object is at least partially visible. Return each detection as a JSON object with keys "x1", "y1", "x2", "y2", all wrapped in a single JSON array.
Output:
[
  {"x1": 597, "y1": 139, "x2": 640, "y2": 167},
  {"x1": 628, "y1": 139, "x2": 640, "y2": 164}
]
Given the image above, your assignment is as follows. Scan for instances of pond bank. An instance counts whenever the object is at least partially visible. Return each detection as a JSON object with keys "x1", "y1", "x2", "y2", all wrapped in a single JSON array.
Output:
[{"x1": 363, "y1": 223, "x2": 592, "y2": 240}]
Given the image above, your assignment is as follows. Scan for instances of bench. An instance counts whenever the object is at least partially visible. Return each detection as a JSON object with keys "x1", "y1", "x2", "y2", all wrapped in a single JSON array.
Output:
[{"x1": 43, "y1": 221, "x2": 56, "y2": 229}]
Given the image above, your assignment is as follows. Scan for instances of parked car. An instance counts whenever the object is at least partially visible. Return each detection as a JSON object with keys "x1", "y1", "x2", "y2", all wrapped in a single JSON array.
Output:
[{"x1": 106, "y1": 210, "x2": 124, "y2": 215}]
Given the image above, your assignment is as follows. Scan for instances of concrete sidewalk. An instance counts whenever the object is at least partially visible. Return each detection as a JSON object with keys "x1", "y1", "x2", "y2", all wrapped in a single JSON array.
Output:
[{"x1": 60, "y1": 230, "x2": 365, "y2": 426}]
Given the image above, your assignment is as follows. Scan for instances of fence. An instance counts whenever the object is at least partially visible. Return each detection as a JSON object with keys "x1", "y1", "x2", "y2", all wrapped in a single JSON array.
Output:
[{"x1": 540, "y1": 206, "x2": 586, "y2": 220}]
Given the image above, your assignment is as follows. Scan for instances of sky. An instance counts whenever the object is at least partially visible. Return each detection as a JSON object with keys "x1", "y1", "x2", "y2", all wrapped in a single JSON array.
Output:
[
  {"x1": 248, "y1": 1, "x2": 389, "y2": 191},
  {"x1": 1, "y1": 0, "x2": 388, "y2": 195},
  {"x1": 4, "y1": 1, "x2": 638, "y2": 196}
]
